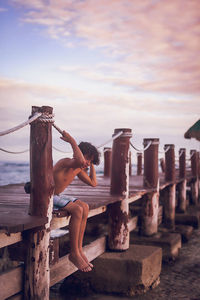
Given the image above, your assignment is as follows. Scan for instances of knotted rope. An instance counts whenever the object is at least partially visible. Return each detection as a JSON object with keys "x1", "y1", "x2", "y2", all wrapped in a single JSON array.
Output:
[
  {"x1": 0, "y1": 112, "x2": 59, "y2": 138},
  {"x1": 0, "y1": 112, "x2": 63, "y2": 154}
]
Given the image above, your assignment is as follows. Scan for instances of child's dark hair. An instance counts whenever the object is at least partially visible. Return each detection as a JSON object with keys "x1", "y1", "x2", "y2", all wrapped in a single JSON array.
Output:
[{"x1": 78, "y1": 142, "x2": 100, "y2": 165}]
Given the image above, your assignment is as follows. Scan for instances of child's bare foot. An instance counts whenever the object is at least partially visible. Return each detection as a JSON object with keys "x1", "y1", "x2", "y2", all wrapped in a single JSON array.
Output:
[
  {"x1": 80, "y1": 249, "x2": 94, "y2": 268},
  {"x1": 69, "y1": 253, "x2": 92, "y2": 272}
]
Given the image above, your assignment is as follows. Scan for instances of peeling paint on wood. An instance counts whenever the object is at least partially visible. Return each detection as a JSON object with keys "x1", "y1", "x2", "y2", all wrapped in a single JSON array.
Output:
[
  {"x1": 142, "y1": 138, "x2": 159, "y2": 236},
  {"x1": 109, "y1": 128, "x2": 132, "y2": 250},
  {"x1": 24, "y1": 106, "x2": 54, "y2": 300}
]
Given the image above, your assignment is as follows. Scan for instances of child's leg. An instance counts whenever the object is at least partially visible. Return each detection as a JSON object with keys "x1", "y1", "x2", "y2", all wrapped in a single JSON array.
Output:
[
  {"x1": 61, "y1": 202, "x2": 91, "y2": 272},
  {"x1": 75, "y1": 200, "x2": 93, "y2": 267}
]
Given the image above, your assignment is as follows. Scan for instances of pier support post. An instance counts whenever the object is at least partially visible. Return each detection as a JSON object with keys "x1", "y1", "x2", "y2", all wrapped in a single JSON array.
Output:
[
  {"x1": 160, "y1": 158, "x2": 165, "y2": 173},
  {"x1": 24, "y1": 106, "x2": 54, "y2": 300},
  {"x1": 177, "y1": 148, "x2": 187, "y2": 213},
  {"x1": 163, "y1": 144, "x2": 176, "y2": 230},
  {"x1": 198, "y1": 152, "x2": 200, "y2": 179},
  {"x1": 190, "y1": 150, "x2": 199, "y2": 205},
  {"x1": 108, "y1": 128, "x2": 132, "y2": 251},
  {"x1": 104, "y1": 147, "x2": 112, "y2": 177},
  {"x1": 137, "y1": 152, "x2": 142, "y2": 175},
  {"x1": 141, "y1": 138, "x2": 159, "y2": 236},
  {"x1": 129, "y1": 151, "x2": 132, "y2": 176}
]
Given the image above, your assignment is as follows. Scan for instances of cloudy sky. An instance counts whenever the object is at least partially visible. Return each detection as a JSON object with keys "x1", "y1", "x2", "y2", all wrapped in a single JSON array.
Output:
[{"x1": 0, "y1": 0, "x2": 199, "y2": 163}]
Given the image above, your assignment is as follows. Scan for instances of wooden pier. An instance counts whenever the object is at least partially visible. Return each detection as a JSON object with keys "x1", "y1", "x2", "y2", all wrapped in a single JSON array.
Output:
[{"x1": 0, "y1": 106, "x2": 199, "y2": 299}]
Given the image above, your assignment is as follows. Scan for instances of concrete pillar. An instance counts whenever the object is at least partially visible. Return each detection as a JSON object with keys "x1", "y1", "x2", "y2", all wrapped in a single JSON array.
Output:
[
  {"x1": 141, "y1": 138, "x2": 159, "y2": 236},
  {"x1": 163, "y1": 144, "x2": 176, "y2": 230},
  {"x1": 104, "y1": 147, "x2": 112, "y2": 177},
  {"x1": 108, "y1": 128, "x2": 132, "y2": 250},
  {"x1": 177, "y1": 148, "x2": 187, "y2": 213},
  {"x1": 137, "y1": 152, "x2": 142, "y2": 175},
  {"x1": 190, "y1": 150, "x2": 199, "y2": 205}
]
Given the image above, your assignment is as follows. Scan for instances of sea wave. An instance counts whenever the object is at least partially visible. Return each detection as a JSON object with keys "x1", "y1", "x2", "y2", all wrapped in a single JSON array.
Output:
[
  {"x1": 0, "y1": 161, "x2": 30, "y2": 186},
  {"x1": 0, "y1": 161, "x2": 104, "y2": 186}
]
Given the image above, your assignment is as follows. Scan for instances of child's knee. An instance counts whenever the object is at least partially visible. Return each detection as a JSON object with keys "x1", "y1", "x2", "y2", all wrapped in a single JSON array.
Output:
[
  {"x1": 72, "y1": 204, "x2": 83, "y2": 218},
  {"x1": 81, "y1": 201, "x2": 89, "y2": 216},
  {"x1": 76, "y1": 200, "x2": 89, "y2": 212}
]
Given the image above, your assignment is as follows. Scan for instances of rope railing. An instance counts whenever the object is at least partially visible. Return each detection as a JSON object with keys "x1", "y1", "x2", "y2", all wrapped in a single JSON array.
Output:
[
  {"x1": 0, "y1": 112, "x2": 42, "y2": 137},
  {"x1": 0, "y1": 146, "x2": 73, "y2": 155},
  {"x1": 190, "y1": 151, "x2": 196, "y2": 159},
  {"x1": 0, "y1": 120, "x2": 123, "y2": 155},
  {"x1": 52, "y1": 127, "x2": 124, "y2": 152},
  {"x1": 0, "y1": 112, "x2": 60, "y2": 154},
  {"x1": 52, "y1": 123, "x2": 63, "y2": 135},
  {"x1": 130, "y1": 142, "x2": 141, "y2": 152},
  {"x1": 97, "y1": 131, "x2": 123, "y2": 149},
  {"x1": 52, "y1": 146, "x2": 72, "y2": 154},
  {"x1": 0, "y1": 112, "x2": 57, "y2": 138},
  {"x1": 0, "y1": 147, "x2": 29, "y2": 154},
  {"x1": 158, "y1": 145, "x2": 171, "y2": 154},
  {"x1": 0, "y1": 111, "x2": 198, "y2": 161},
  {"x1": 179, "y1": 149, "x2": 185, "y2": 158},
  {"x1": 103, "y1": 148, "x2": 112, "y2": 153},
  {"x1": 130, "y1": 140, "x2": 152, "y2": 152}
]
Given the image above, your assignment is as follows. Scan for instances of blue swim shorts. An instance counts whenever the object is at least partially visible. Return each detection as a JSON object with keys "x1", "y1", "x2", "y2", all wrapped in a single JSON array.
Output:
[{"x1": 53, "y1": 194, "x2": 78, "y2": 210}]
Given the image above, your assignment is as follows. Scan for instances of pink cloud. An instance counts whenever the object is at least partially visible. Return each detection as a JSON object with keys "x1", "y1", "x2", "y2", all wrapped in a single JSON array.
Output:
[{"x1": 7, "y1": 0, "x2": 200, "y2": 94}]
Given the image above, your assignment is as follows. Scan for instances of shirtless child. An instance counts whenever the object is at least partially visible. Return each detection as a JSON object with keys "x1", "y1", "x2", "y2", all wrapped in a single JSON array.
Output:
[{"x1": 53, "y1": 131, "x2": 100, "y2": 272}]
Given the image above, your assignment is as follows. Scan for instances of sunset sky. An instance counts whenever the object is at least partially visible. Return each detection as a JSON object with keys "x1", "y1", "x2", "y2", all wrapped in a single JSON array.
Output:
[{"x1": 0, "y1": 0, "x2": 199, "y2": 164}]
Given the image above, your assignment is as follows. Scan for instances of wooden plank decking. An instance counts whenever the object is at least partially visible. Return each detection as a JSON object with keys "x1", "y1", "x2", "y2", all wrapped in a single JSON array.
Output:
[
  {"x1": 0, "y1": 184, "x2": 47, "y2": 233},
  {"x1": 0, "y1": 172, "x2": 193, "y2": 235},
  {"x1": 0, "y1": 169, "x2": 196, "y2": 299}
]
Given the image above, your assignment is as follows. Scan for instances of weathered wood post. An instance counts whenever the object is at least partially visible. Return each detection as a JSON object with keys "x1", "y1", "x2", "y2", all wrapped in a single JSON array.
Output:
[
  {"x1": 104, "y1": 147, "x2": 112, "y2": 177},
  {"x1": 137, "y1": 152, "x2": 142, "y2": 175},
  {"x1": 190, "y1": 150, "x2": 199, "y2": 205},
  {"x1": 129, "y1": 151, "x2": 132, "y2": 176},
  {"x1": 163, "y1": 144, "x2": 176, "y2": 230},
  {"x1": 24, "y1": 106, "x2": 54, "y2": 299},
  {"x1": 198, "y1": 151, "x2": 200, "y2": 179},
  {"x1": 177, "y1": 148, "x2": 187, "y2": 212},
  {"x1": 160, "y1": 158, "x2": 165, "y2": 173},
  {"x1": 198, "y1": 152, "x2": 200, "y2": 179},
  {"x1": 108, "y1": 128, "x2": 132, "y2": 250},
  {"x1": 141, "y1": 138, "x2": 159, "y2": 236}
]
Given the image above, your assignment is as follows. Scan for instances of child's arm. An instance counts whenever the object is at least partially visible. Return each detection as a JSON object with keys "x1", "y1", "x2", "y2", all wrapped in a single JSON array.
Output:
[
  {"x1": 60, "y1": 131, "x2": 87, "y2": 168},
  {"x1": 77, "y1": 163, "x2": 97, "y2": 187}
]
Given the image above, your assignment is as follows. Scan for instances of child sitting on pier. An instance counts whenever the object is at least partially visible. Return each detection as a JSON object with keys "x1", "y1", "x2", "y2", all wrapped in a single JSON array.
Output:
[{"x1": 53, "y1": 131, "x2": 100, "y2": 272}]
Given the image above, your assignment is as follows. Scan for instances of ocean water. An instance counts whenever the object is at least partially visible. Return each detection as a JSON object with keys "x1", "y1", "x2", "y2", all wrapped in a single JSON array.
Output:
[
  {"x1": 0, "y1": 161, "x2": 104, "y2": 186},
  {"x1": 0, "y1": 160, "x2": 176, "y2": 187},
  {"x1": 0, "y1": 161, "x2": 30, "y2": 186}
]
